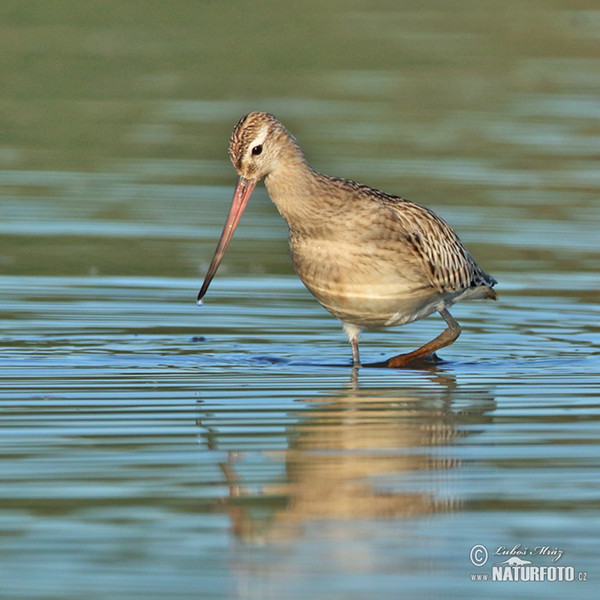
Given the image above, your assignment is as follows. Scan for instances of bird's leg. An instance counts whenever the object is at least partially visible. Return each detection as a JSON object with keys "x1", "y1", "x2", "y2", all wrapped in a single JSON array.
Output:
[
  {"x1": 343, "y1": 322, "x2": 362, "y2": 367},
  {"x1": 385, "y1": 308, "x2": 461, "y2": 368}
]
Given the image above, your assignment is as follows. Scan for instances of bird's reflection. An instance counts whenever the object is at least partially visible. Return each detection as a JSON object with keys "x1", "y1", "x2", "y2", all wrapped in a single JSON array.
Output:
[{"x1": 198, "y1": 371, "x2": 495, "y2": 544}]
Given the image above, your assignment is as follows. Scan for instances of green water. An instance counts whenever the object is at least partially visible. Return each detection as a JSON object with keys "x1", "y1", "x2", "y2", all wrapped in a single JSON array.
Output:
[{"x1": 1, "y1": 1, "x2": 599, "y2": 598}]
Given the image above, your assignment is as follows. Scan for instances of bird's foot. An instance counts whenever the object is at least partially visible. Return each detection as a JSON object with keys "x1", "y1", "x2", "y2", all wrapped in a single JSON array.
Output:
[
  {"x1": 365, "y1": 351, "x2": 444, "y2": 369},
  {"x1": 387, "y1": 351, "x2": 444, "y2": 368}
]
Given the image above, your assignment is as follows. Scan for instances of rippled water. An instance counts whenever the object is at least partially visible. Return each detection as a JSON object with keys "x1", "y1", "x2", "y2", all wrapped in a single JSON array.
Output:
[{"x1": 2, "y1": 1, "x2": 600, "y2": 598}]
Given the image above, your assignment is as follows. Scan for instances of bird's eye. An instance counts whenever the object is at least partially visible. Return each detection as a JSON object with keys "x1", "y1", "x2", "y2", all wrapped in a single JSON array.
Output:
[{"x1": 251, "y1": 144, "x2": 263, "y2": 156}]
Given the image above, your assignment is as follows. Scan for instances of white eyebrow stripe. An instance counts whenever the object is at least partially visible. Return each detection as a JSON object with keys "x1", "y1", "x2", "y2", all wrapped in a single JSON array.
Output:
[{"x1": 244, "y1": 126, "x2": 270, "y2": 160}]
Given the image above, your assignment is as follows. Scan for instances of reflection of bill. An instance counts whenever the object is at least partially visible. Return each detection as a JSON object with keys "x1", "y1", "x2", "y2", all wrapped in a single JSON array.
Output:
[{"x1": 201, "y1": 377, "x2": 495, "y2": 543}]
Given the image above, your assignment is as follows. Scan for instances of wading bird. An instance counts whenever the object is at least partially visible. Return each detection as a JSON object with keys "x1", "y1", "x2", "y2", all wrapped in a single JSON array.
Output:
[{"x1": 198, "y1": 112, "x2": 497, "y2": 367}]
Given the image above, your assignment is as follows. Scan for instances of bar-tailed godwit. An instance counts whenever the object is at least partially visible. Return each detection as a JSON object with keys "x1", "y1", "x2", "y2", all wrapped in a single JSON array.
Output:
[{"x1": 198, "y1": 112, "x2": 497, "y2": 367}]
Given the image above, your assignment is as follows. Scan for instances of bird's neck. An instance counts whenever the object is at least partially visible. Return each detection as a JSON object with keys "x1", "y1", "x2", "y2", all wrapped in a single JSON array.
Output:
[{"x1": 265, "y1": 155, "x2": 342, "y2": 237}]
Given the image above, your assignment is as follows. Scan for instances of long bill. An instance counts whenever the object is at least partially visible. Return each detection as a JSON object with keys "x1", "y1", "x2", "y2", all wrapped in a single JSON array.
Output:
[{"x1": 197, "y1": 176, "x2": 257, "y2": 303}]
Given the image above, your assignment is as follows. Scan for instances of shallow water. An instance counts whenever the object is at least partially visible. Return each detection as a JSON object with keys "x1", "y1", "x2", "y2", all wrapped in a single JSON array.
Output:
[{"x1": 1, "y1": 1, "x2": 600, "y2": 598}]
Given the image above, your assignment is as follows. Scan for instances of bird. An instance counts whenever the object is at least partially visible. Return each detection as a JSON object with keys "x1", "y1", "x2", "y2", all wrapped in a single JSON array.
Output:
[{"x1": 198, "y1": 112, "x2": 497, "y2": 368}]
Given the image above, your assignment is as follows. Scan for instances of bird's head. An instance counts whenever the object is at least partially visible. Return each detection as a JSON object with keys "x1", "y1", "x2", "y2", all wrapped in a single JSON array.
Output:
[{"x1": 197, "y1": 112, "x2": 300, "y2": 304}]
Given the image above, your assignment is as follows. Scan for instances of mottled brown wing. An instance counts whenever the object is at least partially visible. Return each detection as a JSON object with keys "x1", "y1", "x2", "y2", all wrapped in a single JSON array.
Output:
[{"x1": 384, "y1": 198, "x2": 495, "y2": 294}]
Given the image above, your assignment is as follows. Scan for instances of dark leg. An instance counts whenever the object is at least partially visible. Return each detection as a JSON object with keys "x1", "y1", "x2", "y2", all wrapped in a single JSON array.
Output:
[{"x1": 385, "y1": 308, "x2": 461, "y2": 368}]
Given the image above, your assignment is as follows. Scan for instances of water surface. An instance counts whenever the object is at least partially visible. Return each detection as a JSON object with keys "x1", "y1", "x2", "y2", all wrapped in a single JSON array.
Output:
[{"x1": 1, "y1": 1, "x2": 599, "y2": 598}]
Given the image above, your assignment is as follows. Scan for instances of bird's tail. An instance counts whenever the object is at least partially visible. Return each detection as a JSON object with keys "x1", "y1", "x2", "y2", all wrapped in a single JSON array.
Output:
[{"x1": 483, "y1": 287, "x2": 498, "y2": 301}]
